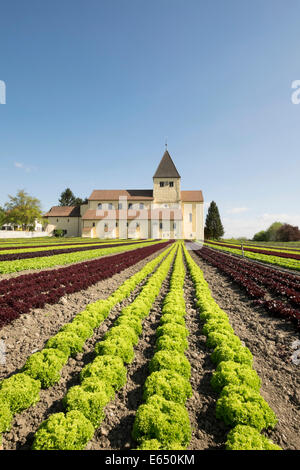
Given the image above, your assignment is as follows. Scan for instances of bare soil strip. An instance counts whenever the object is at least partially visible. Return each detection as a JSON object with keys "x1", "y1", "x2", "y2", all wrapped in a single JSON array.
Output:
[
  {"x1": 190, "y1": 251, "x2": 300, "y2": 450},
  {"x1": 2, "y1": 249, "x2": 169, "y2": 450}
]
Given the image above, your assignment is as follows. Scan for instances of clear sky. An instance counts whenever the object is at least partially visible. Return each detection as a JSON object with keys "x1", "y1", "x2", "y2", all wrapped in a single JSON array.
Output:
[{"x1": 0, "y1": 0, "x2": 299, "y2": 238}]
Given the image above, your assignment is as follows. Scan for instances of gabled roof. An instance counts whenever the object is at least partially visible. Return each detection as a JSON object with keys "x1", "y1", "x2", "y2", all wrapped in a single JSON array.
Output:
[
  {"x1": 88, "y1": 189, "x2": 154, "y2": 201},
  {"x1": 153, "y1": 150, "x2": 181, "y2": 178},
  {"x1": 181, "y1": 190, "x2": 204, "y2": 202},
  {"x1": 44, "y1": 206, "x2": 81, "y2": 217}
]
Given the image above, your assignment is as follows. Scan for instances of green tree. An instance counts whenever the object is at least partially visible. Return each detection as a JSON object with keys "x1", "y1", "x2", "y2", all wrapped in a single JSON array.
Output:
[
  {"x1": 0, "y1": 206, "x2": 6, "y2": 228},
  {"x1": 275, "y1": 224, "x2": 300, "y2": 242},
  {"x1": 252, "y1": 230, "x2": 268, "y2": 242},
  {"x1": 4, "y1": 189, "x2": 43, "y2": 230},
  {"x1": 204, "y1": 201, "x2": 224, "y2": 240},
  {"x1": 59, "y1": 189, "x2": 88, "y2": 206},
  {"x1": 253, "y1": 222, "x2": 283, "y2": 242},
  {"x1": 266, "y1": 222, "x2": 283, "y2": 241},
  {"x1": 59, "y1": 188, "x2": 76, "y2": 206}
]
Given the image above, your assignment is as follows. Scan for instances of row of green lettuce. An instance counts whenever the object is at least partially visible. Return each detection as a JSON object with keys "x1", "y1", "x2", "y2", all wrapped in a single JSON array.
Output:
[
  {"x1": 0, "y1": 239, "x2": 146, "y2": 256},
  {"x1": 0, "y1": 243, "x2": 174, "y2": 448},
  {"x1": 31, "y1": 244, "x2": 177, "y2": 449},
  {"x1": 183, "y1": 244, "x2": 282, "y2": 450},
  {"x1": 0, "y1": 240, "x2": 162, "y2": 273},
  {"x1": 132, "y1": 243, "x2": 193, "y2": 450},
  {"x1": 209, "y1": 240, "x2": 300, "y2": 256},
  {"x1": 204, "y1": 241, "x2": 300, "y2": 271}
]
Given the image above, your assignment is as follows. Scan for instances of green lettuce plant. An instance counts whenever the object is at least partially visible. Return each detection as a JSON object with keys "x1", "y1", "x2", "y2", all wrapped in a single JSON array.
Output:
[
  {"x1": 95, "y1": 337, "x2": 134, "y2": 364},
  {"x1": 104, "y1": 324, "x2": 139, "y2": 346},
  {"x1": 225, "y1": 425, "x2": 282, "y2": 450},
  {"x1": 0, "y1": 373, "x2": 40, "y2": 414},
  {"x1": 0, "y1": 402, "x2": 13, "y2": 433},
  {"x1": 80, "y1": 354, "x2": 127, "y2": 390},
  {"x1": 45, "y1": 331, "x2": 85, "y2": 357},
  {"x1": 155, "y1": 335, "x2": 188, "y2": 354},
  {"x1": 143, "y1": 370, "x2": 192, "y2": 404},
  {"x1": 216, "y1": 385, "x2": 278, "y2": 431},
  {"x1": 210, "y1": 361, "x2": 261, "y2": 393},
  {"x1": 132, "y1": 394, "x2": 191, "y2": 448},
  {"x1": 206, "y1": 331, "x2": 242, "y2": 350},
  {"x1": 156, "y1": 323, "x2": 189, "y2": 341},
  {"x1": 22, "y1": 348, "x2": 69, "y2": 388},
  {"x1": 32, "y1": 410, "x2": 94, "y2": 450},
  {"x1": 211, "y1": 344, "x2": 253, "y2": 367},
  {"x1": 149, "y1": 350, "x2": 191, "y2": 379}
]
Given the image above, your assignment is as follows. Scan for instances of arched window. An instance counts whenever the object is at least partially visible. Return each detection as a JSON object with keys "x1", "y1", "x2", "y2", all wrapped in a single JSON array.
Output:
[{"x1": 98, "y1": 203, "x2": 102, "y2": 210}]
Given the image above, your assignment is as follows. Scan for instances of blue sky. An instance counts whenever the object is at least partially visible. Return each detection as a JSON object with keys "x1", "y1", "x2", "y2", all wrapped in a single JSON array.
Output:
[{"x1": 0, "y1": 0, "x2": 299, "y2": 238}]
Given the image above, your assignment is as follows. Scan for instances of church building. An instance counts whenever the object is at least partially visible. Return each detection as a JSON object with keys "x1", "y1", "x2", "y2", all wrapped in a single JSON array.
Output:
[{"x1": 44, "y1": 150, "x2": 204, "y2": 240}]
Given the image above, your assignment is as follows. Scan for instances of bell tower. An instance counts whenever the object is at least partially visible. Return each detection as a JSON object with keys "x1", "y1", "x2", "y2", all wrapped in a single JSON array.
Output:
[{"x1": 153, "y1": 150, "x2": 181, "y2": 205}]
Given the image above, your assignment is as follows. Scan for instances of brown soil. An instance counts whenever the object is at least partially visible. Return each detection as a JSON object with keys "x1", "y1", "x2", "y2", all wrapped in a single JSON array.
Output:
[{"x1": 190, "y1": 251, "x2": 300, "y2": 450}]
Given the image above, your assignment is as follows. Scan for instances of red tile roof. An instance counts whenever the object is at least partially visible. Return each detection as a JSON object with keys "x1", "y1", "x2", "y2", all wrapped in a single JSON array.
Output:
[
  {"x1": 44, "y1": 206, "x2": 81, "y2": 217},
  {"x1": 88, "y1": 190, "x2": 154, "y2": 201},
  {"x1": 181, "y1": 190, "x2": 204, "y2": 202}
]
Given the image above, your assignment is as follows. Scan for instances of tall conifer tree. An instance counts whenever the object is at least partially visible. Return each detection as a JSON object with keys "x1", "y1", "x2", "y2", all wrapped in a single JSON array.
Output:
[{"x1": 204, "y1": 201, "x2": 224, "y2": 239}]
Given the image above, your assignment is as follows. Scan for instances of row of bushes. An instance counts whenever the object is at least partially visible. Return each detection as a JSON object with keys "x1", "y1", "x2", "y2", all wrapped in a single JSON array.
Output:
[
  {"x1": 0, "y1": 243, "x2": 174, "y2": 448},
  {"x1": 133, "y1": 244, "x2": 193, "y2": 450},
  {"x1": 183, "y1": 244, "x2": 281, "y2": 450},
  {"x1": 32, "y1": 244, "x2": 177, "y2": 449}
]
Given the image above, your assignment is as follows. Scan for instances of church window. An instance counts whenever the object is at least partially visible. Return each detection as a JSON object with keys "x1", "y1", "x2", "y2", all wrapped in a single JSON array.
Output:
[
  {"x1": 169, "y1": 181, "x2": 174, "y2": 187},
  {"x1": 128, "y1": 203, "x2": 133, "y2": 209},
  {"x1": 160, "y1": 182, "x2": 164, "y2": 187}
]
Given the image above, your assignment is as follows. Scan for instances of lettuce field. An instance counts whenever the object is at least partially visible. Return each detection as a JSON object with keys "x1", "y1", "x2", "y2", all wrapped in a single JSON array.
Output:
[{"x1": 0, "y1": 237, "x2": 299, "y2": 451}]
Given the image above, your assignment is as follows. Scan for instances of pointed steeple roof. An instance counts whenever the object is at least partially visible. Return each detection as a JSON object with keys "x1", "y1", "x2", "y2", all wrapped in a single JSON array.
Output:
[{"x1": 153, "y1": 150, "x2": 181, "y2": 178}]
